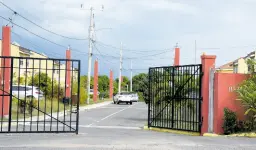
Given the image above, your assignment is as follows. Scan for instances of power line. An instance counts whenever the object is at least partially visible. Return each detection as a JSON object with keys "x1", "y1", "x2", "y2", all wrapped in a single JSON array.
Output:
[
  {"x1": 0, "y1": 15, "x2": 70, "y2": 49},
  {"x1": 92, "y1": 42, "x2": 119, "y2": 65},
  {"x1": 0, "y1": 1, "x2": 88, "y2": 41},
  {"x1": 96, "y1": 41, "x2": 171, "y2": 52},
  {"x1": 11, "y1": 31, "x2": 59, "y2": 58}
]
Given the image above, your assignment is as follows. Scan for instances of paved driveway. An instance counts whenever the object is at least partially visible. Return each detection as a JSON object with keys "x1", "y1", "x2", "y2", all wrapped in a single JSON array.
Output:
[{"x1": 0, "y1": 102, "x2": 255, "y2": 150}]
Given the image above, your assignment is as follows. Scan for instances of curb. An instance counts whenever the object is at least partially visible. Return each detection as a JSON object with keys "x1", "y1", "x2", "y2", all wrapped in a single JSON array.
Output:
[
  {"x1": 143, "y1": 126, "x2": 200, "y2": 136},
  {"x1": 203, "y1": 133, "x2": 256, "y2": 138}
]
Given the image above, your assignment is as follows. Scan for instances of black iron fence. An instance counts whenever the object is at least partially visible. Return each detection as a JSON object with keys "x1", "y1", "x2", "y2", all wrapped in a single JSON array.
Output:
[
  {"x1": 0, "y1": 56, "x2": 80, "y2": 134},
  {"x1": 148, "y1": 64, "x2": 202, "y2": 132}
]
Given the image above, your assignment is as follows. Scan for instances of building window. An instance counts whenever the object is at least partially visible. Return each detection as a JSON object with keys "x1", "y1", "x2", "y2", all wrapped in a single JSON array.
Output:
[
  {"x1": 234, "y1": 66, "x2": 238, "y2": 73},
  {"x1": 19, "y1": 59, "x2": 24, "y2": 66}
]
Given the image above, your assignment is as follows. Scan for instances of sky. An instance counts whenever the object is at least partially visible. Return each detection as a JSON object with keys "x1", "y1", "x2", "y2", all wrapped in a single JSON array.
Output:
[{"x1": 1, "y1": 0, "x2": 256, "y2": 78}]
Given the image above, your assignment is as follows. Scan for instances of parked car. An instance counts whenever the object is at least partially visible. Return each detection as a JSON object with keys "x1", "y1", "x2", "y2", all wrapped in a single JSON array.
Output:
[
  {"x1": 12, "y1": 85, "x2": 44, "y2": 100},
  {"x1": 89, "y1": 89, "x2": 100, "y2": 95},
  {"x1": 130, "y1": 93, "x2": 139, "y2": 102},
  {"x1": 113, "y1": 92, "x2": 133, "y2": 105}
]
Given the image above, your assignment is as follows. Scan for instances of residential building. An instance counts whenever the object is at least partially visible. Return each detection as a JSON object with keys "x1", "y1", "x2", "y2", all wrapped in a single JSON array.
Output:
[
  {"x1": 0, "y1": 40, "x2": 78, "y2": 86},
  {"x1": 233, "y1": 51, "x2": 256, "y2": 74},
  {"x1": 216, "y1": 61, "x2": 234, "y2": 73}
]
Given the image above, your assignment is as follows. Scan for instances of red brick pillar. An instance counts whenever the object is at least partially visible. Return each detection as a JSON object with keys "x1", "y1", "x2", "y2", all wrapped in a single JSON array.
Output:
[
  {"x1": 109, "y1": 70, "x2": 113, "y2": 99},
  {"x1": 0, "y1": 26, "x2": 11, "y2": 117},
  {"x1": 174, "y1": 46, "x2": 180, "y2": 66},
  {"x1": 93, "y1": 60, "x2": 98, "y2": 102},
  {"x1": 201, "y1": 54, "x2": 216, "y2": 135},
  {"x1": 65, "y1": 49, "x2": 71, "y2": 98}
]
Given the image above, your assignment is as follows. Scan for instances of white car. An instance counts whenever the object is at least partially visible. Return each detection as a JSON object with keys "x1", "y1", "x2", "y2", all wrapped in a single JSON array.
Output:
[
  {"x1": 113, "y1": 92, "x2": 133, "y2": 105},
  {"x1": 130, "y1": 93, "x2": 139, "y2": 102},
  {"x1": 12, "y1": 85, "x2": 44, "y2": 100},
  {"x1": 89, "y1": 89, "x2": 100, "y2": 95}
]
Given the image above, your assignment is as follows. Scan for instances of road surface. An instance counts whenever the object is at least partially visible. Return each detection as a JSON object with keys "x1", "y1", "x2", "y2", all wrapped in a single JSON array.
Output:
[{"x1": 0, "y1": 102, "x2": 255, "y2": 150}]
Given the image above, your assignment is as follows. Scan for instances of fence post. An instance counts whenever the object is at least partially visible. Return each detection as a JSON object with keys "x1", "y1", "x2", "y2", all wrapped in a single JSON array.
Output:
[
  {"x1": 93, "y1": 60, "x2": 98, "y2": 102},
  {"x1": 173, "y1": 45, "x2": 180, "y2": 66},
  {"x1": 0, "y1": 26, "x2": 11, "y2": 117},
  {"x1": 65, "y1": 49, "x2": 71, "y2": 98},
  {"x1": 201, "y1": 54, "x2": 216, "y2": 135},
  {"x1": 109, "y1": 70, "x2": 113, "y2": 99}
]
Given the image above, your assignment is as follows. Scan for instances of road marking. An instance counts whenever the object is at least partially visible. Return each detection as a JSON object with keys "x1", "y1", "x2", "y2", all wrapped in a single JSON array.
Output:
[
  {"x1": 100, "y1": 104, "x2": 135, "y2": 121},
  {"x1": 79, "y1": 125, "x2": 141, "y2": 130}
]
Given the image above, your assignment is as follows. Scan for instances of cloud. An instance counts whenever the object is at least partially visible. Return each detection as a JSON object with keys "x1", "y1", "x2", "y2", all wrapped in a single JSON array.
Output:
[{"x1": 1, "y1": 0, "x2": 256, "y2": 77}]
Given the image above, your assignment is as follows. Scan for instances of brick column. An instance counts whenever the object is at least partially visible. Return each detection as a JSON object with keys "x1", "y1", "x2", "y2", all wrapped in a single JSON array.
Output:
[
  {"x1": 174, "y1": 46, "x2": 180, "y2": 66},
  {"x1": 0, "y1": 26, "x2": 11, "y2": 117},
  {"x1": 93, "y1": 60, "x2": 98, "y2": 102},
  {"x1": 65, "y1": 49, "x2": 71, "y2": 98},
  {"x1": 201, "y1": 54, "x2": 216, "y2": 135},
  {"x1": 109, "y1": 70, "x2": 113, "y2": 99}
]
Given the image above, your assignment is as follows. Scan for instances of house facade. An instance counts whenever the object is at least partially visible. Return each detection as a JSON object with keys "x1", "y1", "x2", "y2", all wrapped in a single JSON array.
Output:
[
  {"x1": 0, "y1": 40, "x2": 78, "y2": 86},
  {"x1": 233, "y1": 51, "x2": 256, "y2": 74}
]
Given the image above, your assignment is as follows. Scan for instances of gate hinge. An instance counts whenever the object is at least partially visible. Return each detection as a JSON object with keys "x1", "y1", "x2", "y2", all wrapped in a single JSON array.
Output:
[
  {"x1": 200, "y1": 72, "x2": 204, "y2": 77},
  {"x1": 200, "y1": 97, "x2": 203, "y2": 103},
  {"x1": 200, "y1": 117, "x2": 203, "y2": 127}
]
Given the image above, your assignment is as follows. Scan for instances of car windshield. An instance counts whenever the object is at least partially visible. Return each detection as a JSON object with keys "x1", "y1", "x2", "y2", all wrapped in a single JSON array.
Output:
[{"x1": 120, "y1": 93, "x2": 130, "y2": 95}]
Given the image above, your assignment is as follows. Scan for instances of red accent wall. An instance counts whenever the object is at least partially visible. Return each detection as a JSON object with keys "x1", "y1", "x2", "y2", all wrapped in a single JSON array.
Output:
[
  {"x1": 213, "y1": 73, "x2": 248, "y2": 134},
  {"x1": 109, "y1": 70, "x2": 113, "y2": 99},
  {"x1": 0, "y1": 26, "x2": 11, "y2": 116},
  {"x1": 65, "y1": 49, "x2": 71, "y2": 98},
  {"x1": 93, "y1": 60, "x2": 98, "y2": 102},
  {"x1": 174, "y1": 47, "x2": 180, "y2": 66},
  {"x1": 201, "y1": 54, "x2": 216, "y2": 135}
]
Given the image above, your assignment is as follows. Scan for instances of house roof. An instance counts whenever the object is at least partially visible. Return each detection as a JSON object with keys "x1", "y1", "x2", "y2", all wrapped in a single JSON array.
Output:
[{"x1": 217, "y1": 61, "x2": 234, "y2": 70}]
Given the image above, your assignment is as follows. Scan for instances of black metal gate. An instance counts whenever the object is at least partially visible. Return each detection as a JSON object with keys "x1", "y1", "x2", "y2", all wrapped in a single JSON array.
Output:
[
  {"x1": 0, "y1": 56, "x2": 80, "y2": 134},
  {"x1": 148, "y1": 64, "x2": 202, "y2": 132}
]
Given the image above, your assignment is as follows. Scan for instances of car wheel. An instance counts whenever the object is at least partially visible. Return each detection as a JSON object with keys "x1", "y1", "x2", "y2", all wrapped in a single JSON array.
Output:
[
  {"x1": 117, "y1": 101, "x2": 120, "y2": 105},
  {"x1": 130, "y1": 102, "x2": 132, "y2": 105}
]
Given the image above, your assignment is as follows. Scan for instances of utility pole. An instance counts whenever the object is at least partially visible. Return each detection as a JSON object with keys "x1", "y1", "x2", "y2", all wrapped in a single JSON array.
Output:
[
  {"x1": 195, "y1": 40, "x2": 197, "y2": 64},
  {"x1": 118, "y1": 42, "x2": 123, "y2": 94},
  {"x1": 86, "y1": 7, "x2": 94, "y2": 105},
  {"x1": 130, "y1": 60, "x2": 132, "y2": 92}
]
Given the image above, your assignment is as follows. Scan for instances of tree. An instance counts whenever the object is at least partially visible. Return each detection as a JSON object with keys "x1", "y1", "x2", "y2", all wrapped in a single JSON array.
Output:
[
  {"x1": 236, "y1": 59, "x2": 256, "y2": 127},
  {"x1": 115, "y1": 76, "x2": 130, "y2": 92},
  {"x1": 72, "y1": 77, "x2": 88, "y2": 104},
  {"x1": 29, "y1": 73, "x2": 52, "y2": 95},
  {"x1": 132, "y1": 73, "x2": 148, "y2": 102},
  {"x1": 98, "y1": 75, "x2": 109, "y2": 92}
]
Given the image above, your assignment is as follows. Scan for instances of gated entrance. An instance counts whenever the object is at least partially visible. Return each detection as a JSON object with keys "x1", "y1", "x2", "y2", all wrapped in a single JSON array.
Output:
[
  {"x1": 0, "y1": 56, "x2": 80, "y2": 134},
  {"x1": 148, "y1": 64, "x2": 203, "y2": 132}
]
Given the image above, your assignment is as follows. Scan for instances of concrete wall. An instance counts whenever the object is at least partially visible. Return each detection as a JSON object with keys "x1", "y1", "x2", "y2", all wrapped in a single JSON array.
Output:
[{"x1": 213, "y1": 73, "x2": 248, "y2": 134}]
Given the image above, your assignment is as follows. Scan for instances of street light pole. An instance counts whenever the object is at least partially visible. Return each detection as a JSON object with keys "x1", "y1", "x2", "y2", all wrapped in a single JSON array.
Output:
[
  {"x1": 86, "y1": 7, "x2": 93, "y2": 105},
  {"x1": 130, "y1": 60, "x2": 132, "y2": 92},
  {"x1": 118, "y1": 42, "x2": 123, "y2": 94}
]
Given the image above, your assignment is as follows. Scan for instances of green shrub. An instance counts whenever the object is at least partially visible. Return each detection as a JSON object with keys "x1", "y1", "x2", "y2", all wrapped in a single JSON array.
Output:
[
  {"x1": 138, "y1": 92, "x2": 144, "y2": 102},
  {"x1": 79, "y1": 86, "x2": 87, "y2": 104},
  {"x1": 222, "y1": 108, "x2": 238, "y2": 135}
]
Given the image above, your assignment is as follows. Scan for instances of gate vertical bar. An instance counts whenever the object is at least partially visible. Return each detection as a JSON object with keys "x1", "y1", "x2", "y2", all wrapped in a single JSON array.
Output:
[
  {"x1": 8, "y1": 58, "x2": 13, "y2": 132},
  {"x1": 199, "y1": 64, "x2": 203, "y2": 133},
  {"x1": 171, "y1": 67, "x2": 175, "y2": 128},
  {"x1": 76, "y1": 60, "x2": 81, "y2": 134},
  {"x1": 148, "y1": 68, "x2": 151, "y2": 128}
]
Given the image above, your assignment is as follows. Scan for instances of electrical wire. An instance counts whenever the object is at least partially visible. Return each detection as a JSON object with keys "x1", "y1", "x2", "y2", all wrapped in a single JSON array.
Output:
[
  {"x1": 0, "y1": 1, "x2": 88, "y2": 40},
  {"x1": 95, "y1": 41, "x2": 172, "y2": 52},
  {"x1": 11, "y1": 31, "x2": 59, "y2": 58}
]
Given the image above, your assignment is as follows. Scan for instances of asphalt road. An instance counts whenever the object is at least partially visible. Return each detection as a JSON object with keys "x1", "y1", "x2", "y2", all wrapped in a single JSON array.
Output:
[{"x1": 0, "y1": 102, "x2": 255, "y2": 150}]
